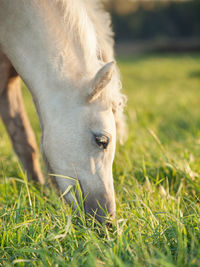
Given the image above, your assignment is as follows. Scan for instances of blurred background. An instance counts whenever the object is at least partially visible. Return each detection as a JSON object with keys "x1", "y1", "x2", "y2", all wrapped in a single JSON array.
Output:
[{"x1": 103, "y1": 0, "x2": 200, "y2": 55}]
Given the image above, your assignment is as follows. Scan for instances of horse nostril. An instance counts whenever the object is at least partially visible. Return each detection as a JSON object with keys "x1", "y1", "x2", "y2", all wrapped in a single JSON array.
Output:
[
  {"x1": 106, "y1": 221, "x2": 113, "y2": 228},
  {"x1": 109, "y1": 211, "x2": 115, "y2": 219}
]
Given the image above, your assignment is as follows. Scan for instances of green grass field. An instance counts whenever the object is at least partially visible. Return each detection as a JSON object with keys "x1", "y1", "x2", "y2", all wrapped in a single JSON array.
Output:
[{"x1": 0, "y1": 53, "x2": 200, "y2": 266}]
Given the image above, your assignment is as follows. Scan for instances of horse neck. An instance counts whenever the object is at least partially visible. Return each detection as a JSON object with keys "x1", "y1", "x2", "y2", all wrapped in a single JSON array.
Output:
[
  {"x1": 0, "y1": 2, "x2": 54, "y2": 89},
  {"x1": 0, "y1": 0, "x2": 99, "y2": 124}
]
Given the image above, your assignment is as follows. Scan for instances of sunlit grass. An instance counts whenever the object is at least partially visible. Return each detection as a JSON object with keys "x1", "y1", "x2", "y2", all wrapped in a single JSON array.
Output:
[{"x1": 0, "y1": 53, "x2": 200, "y2": 266}]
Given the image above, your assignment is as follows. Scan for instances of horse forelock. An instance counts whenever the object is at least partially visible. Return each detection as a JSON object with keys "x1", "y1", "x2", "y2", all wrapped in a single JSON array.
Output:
[{"x1": 53, "y1": 0, "x2": 127, "y2": 142}]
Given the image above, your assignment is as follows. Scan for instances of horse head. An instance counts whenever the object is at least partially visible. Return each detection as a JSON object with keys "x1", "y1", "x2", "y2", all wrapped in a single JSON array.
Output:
[{"x1": 41, "y1": 62, "x2": 117, "y2": 222}]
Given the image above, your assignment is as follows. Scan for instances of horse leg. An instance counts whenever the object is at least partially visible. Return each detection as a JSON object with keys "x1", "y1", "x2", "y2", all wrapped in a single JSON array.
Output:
[{"x1": 0, "y1": 52, "x2": 44, "y2": 184}]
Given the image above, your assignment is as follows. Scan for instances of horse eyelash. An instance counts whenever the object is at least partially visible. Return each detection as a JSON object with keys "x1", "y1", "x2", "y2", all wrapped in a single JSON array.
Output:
[{"x1": 94, "y1": 134, "x2": 110, "y2": 149}]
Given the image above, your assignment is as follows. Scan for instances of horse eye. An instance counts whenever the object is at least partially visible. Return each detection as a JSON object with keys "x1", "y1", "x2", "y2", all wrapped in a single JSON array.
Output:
[{"x1": 95, "y1": 134, "x2": 109, "y2": 149}]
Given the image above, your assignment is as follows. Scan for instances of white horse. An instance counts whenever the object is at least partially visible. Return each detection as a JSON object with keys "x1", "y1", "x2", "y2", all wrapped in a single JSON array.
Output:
[{"x1": 0, "y1": 0, "x2": 126, "y2": 222}]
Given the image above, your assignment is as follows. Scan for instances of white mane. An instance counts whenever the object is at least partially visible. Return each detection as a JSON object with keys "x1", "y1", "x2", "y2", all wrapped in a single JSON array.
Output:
[{"x1": 54, "y1": 0, "x2": 127, "y2": 142}]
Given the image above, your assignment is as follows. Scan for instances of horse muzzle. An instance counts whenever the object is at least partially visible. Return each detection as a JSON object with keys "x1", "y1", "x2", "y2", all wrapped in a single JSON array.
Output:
[{"x1": 83, "y1": 192, "x2": 116, "y2": 223}]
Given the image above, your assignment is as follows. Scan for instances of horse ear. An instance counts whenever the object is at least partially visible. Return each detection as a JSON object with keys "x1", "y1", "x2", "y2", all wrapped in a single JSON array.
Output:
[{"x1": 88, "y1": 61, "x2": 115, "y2": 103}]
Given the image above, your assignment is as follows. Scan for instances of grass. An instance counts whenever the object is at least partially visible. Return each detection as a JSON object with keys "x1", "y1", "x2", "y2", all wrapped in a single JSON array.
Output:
[{"x1": 0, "y1": 52, "x2": 200, "y2": 266}]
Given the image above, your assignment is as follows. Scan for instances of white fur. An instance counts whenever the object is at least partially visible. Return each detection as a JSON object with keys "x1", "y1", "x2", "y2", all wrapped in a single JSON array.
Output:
[{"x1": 0, "y1": 0, "x2": 126, "y2": 220}]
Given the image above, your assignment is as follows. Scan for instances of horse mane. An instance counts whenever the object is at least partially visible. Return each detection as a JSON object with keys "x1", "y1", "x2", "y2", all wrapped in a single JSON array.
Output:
[{"x1": 54, "y1": 0, "x2": 127, "y2": 142}]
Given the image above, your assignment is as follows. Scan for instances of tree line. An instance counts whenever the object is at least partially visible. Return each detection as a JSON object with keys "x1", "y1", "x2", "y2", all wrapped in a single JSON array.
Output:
[{"x1": 104, "y1": 0, "x2": 200, "y2": 41}]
